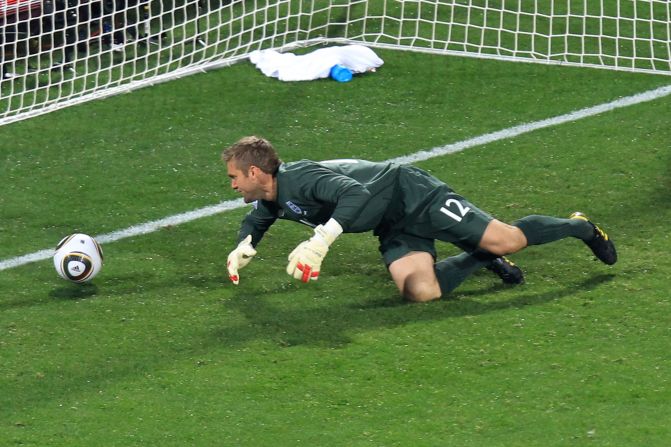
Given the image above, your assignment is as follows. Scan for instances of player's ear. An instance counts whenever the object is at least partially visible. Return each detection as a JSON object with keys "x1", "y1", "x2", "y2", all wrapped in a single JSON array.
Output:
[{"x1": 248, "y1": 165, "x2": 261, "y2": 179}]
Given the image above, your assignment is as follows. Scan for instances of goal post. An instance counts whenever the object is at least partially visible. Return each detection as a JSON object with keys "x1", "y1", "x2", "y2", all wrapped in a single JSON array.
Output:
[{"x1": 2, "y1": 0, "x2": 670, "y2": 126}]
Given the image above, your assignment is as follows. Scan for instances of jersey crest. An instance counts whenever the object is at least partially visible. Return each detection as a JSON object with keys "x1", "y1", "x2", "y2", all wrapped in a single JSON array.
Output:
[{"x1": 285, "y1": 200, "x2": 303, "y2": 215}]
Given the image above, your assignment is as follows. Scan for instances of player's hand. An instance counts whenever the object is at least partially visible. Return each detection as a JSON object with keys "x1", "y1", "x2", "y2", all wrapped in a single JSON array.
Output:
[
  {"x1": 227, "y1": 235, "x2": 256, "y2": 285},
  {"x1": 286, "y1": 237, "x2": 329, "y2": 282},
  {"x1": 287, "y1": 219, "x2": 342, "y2": 282}
]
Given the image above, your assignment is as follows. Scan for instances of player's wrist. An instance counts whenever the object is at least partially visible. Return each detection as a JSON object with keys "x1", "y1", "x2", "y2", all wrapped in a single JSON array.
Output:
[
  {"x1": 315, "y1": 218, "x2": 343, "y2": 245},
  {"x1": 238, "y1": 235, "x2": 253, "y2": 248}
]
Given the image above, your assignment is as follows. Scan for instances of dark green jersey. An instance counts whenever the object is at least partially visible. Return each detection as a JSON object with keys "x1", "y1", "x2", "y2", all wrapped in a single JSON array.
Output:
[
  {"x1": 237, "y1": 158, "x2": 494, "y2": 260},
  {"x1": 239, "y1": 159, "x2": 404, "y2": 245}
]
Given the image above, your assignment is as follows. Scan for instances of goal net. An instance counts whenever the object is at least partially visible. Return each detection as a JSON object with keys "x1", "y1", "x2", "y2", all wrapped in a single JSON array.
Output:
[{"x1": 2, "y1": 0, "x2": 670, "y2": 126}]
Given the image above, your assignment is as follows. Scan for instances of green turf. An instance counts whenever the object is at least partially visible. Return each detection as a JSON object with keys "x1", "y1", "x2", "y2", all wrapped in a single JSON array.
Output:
[{"x1": 1, "y1": 48, "x2": 670, "y2": 446}]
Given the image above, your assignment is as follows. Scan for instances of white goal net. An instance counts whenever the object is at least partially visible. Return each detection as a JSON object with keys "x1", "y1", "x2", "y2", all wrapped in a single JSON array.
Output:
[{"x1": 2, "y1": 0, "x2": 670, "y2": 126}]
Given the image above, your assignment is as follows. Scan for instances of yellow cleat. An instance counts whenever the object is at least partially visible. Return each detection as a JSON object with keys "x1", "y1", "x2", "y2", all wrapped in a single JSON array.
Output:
[{"x1": 570, "y1": 212, "x2": 617, "y2": 265}]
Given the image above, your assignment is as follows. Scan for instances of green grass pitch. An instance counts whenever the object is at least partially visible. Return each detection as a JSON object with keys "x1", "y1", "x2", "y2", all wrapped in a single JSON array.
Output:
[{"x1": 1, "y1": 48, "x2": 671, "y2": 446}]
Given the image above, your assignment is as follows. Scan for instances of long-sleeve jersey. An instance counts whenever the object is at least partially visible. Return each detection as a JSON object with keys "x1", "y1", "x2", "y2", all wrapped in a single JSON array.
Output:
[{"x1": 238, "y1": 159, "x2": 407, "y2": 245}]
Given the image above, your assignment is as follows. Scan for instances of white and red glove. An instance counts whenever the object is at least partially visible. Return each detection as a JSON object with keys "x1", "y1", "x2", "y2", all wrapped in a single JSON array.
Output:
[
  {"x1": 287, "y1": 219, "x2": 343, "y2": 282},
  {"x1": 227, "y1": 235, "x2": 257, "y2": 285}
]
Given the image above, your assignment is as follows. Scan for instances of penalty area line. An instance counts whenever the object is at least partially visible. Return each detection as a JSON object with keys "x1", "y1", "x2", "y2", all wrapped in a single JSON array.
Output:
[{"x1": 2, "y1": 83, "x2": 670, "y2": 272}]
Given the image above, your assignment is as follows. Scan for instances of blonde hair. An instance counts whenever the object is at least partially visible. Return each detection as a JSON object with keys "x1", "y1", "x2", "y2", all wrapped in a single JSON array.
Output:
[{"x1": 222, "y1": 136, "x2": 281, "y2": 175}]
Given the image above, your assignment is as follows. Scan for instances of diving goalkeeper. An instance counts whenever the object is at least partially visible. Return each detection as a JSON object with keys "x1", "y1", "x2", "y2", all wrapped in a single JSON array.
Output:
[{"x1": 224, "y1": 136, "x2": 616, "y2": 302}]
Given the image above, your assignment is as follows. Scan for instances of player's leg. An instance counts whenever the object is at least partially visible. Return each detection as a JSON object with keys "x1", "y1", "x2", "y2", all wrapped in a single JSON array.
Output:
[
  {"x1": 511, "y1": 212, "x2": 616, "y2": 264},
  {"x1": 379, "y1": 233, "x2": 441, "y2": 302},
  {"x1": 388, "y1": 250, "x2": 524, "y2": 301},
  {"x1": 479, "y1": 213, "x2": 616, "y2": 264},
  {"x1": 478, "y1": 219, "x2": 528, "y2": 255},
  {"x1": 413, "y1": 189, "x2": 524, "y2": 287},
  {"x1": 433, "y1": 250, "x2": 517, "y2": 294},
  {"x1": 418, "y1": 174, "x2": 615, "y2": 264},
  {"x1": 396, "y1": 168, "x2": 525, "y2": 287},
  {"x1": 381, "y1": 232, "x2": 519, "y2": 302},
  {"x1": 388, "y1": 252, "x2": 442, "y2": 302}
]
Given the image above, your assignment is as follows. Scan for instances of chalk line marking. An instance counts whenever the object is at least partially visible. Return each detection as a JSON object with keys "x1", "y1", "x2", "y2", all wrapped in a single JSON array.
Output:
[{"x1": 2, "y1": 84, "x2": 670, "y2": 272}]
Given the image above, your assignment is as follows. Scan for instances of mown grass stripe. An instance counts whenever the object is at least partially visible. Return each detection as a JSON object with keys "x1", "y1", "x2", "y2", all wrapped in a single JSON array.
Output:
[{"x1": 2, "y1": 84, "x2": 670, "y2": 272}]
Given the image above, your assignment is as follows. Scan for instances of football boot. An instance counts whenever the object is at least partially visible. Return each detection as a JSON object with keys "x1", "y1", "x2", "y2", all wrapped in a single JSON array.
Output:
[
  {"x1": 486, "y1": 256, "x2": 524, "y2": 285},
  {"x1": 569, "y1": 212, "x2": 617, "y2": 265}
]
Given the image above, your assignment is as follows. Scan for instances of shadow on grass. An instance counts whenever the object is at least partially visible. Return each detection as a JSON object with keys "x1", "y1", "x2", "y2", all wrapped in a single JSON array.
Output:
[
  {"x1": 0, "y1": 271, "x2": 615, "y2": 421},
  {"x1": 48, "y1": 283, "x2": 100, "y2": 300},
  {"x1": 212, "y1": 273, "x2": 616, "y2": 348},
  {"x1": 0, "y1": 282, "x2": 100, "y2": 311}
]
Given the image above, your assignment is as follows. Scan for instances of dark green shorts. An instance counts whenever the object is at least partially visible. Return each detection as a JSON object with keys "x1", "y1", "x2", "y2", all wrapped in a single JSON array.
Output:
[{"x1": 377, "y1": 166, "x2": 493, "y2": 266}]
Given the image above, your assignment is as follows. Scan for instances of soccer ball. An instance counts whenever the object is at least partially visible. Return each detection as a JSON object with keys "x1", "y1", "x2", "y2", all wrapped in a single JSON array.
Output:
[{"x1": 53, "y1": 233, "x2": 104, "y2": 283}]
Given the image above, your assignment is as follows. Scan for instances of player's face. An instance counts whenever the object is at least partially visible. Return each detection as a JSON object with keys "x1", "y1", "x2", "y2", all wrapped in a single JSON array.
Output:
[{"x1": 227, "y1": 161, "x2": 263, "y2": 203}]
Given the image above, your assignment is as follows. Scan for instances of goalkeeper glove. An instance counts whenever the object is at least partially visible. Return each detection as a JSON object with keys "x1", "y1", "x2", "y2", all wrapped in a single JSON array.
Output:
[
  {"x1": 287, "y1": 219, "x2": 343, "y2": 282},
  {"x1": 227, "y1": 235, "x2": 257, "y2": 285}
]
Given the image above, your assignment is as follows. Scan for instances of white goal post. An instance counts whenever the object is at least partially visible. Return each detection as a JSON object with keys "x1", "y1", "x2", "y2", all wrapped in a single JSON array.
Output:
[{"x1": 1, "y1": 0, "x2": 670, "y2": 126}]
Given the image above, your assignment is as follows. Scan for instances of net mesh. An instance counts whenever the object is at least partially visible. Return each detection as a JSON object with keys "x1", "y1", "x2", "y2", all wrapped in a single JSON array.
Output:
[{"x1": 2, "y1": 0, "x2": 670, "y2": 126}]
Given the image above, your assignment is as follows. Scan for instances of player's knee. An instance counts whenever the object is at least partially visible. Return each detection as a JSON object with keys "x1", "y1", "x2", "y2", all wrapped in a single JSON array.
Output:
[
  {"x1": 480, "y1": 222, "x2": 527, "y2": 255},
  {"x1": 402, "y1": 275, "x2": 441, "y2": 302}
]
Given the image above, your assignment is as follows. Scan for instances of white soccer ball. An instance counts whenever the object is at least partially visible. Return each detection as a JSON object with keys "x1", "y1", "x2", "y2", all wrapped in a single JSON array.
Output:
[{"x1": 53, "y1": 233, "x2": 104, "y2": 283}]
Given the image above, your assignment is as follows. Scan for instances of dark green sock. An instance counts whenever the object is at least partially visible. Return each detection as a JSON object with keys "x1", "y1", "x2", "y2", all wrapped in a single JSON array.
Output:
[
  {"x1": 434, "y1": 250, "x2": 496, "y2": 295},
  {"x1": 513, "y1": 215, "x2": 593, "y2": 246}
]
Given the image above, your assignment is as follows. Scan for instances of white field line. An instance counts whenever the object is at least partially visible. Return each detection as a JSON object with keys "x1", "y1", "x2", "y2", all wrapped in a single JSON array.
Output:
[{"x1": 2, "y1": 84, "x2": 670, "y2": 272}]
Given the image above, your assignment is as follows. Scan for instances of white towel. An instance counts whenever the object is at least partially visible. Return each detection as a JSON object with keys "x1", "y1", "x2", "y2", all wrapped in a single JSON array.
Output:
[{"x1": 249, "y1": 45, "x2": 384, "y2": 81}]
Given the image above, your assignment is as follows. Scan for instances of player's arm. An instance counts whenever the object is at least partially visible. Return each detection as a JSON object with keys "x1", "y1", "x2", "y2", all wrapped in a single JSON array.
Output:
[
  {"x1": 237, "y1": 202, "x2": 278, "y2": 247},
  {"x1": 315, "y1": 174, "x2": 371, "y2": 231},
  {"x1": 286, "y1": 166, "x2": 371, "y2": 282},
  {"x1": 227, "y1": 202, "x2": 277, "y2": 285}
]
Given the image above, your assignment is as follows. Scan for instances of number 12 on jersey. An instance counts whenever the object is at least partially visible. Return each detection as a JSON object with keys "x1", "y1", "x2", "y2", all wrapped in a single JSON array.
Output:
[{"x1": 440, "y1": 199, "x2": 471, "y2": 222}]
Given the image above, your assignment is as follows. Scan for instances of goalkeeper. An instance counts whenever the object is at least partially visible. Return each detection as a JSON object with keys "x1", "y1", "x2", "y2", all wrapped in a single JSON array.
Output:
[{"x1": 224, "y1": 136, "x2": 616, "y2": 302}]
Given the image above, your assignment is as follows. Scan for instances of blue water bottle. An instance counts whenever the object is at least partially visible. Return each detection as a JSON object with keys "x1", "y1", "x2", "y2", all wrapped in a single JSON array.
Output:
[{"x1": 330, "y1": 64, "x2": 353, "y2": 82}]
